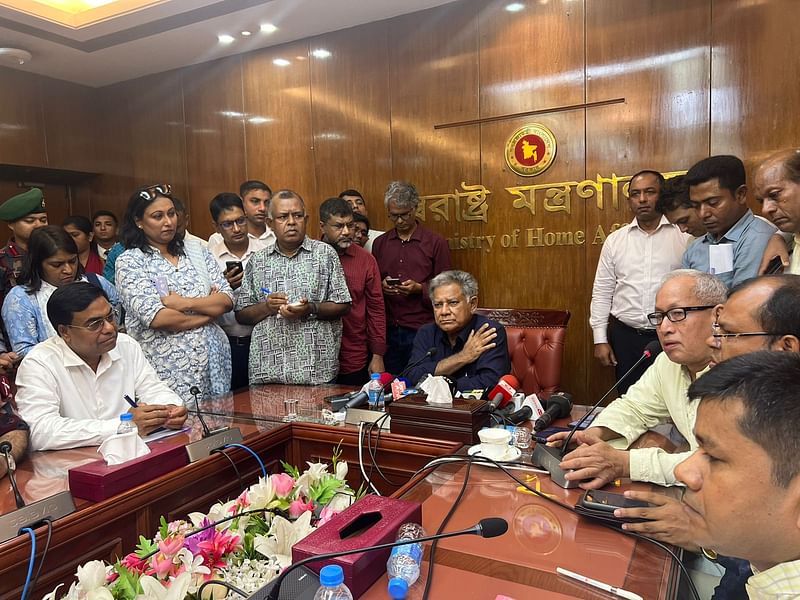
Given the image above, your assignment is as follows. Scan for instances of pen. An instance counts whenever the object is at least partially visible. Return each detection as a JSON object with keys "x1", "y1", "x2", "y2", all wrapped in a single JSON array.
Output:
[
  {"x1": 260, "y1": 287, "x2": 271, "y2": 295},
  {"x1": 124, "y1": 394, "x2": 138, "y2": 409},
  {"x1": 556, "y1": 567, "x2": 643, "y2": 600}
]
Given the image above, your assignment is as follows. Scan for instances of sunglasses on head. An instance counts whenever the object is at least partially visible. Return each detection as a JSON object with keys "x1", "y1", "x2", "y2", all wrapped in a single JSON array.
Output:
[{"x1": 138, "y1": 184, "x2": 172, "y2": 202}]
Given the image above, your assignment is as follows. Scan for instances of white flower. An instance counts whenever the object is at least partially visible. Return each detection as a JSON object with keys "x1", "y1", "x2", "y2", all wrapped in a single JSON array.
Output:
[
  {"x1": 252, "y1": 511, "x2": 314, "y2": 569},
  {"x1": 174, "y1": 549, "x2": 211, "y2": 592},
  {"x1": 294, "y1": 462, "x2": 328, "y2": 497},
  {"x1": 335, "y1": 460, "x2": 348, "y2": 481},
  {"x1": 69, "y1": 561, "x2": 115, "y2": 600},
  {"x1": 326, "y1": 491, "x2": 354, "y2": 513},
  {"x1": 137, "y1": 572, "x2": 191, "y2": 600},
  {"x1": 248, "y1": 476, "x2": 276, "y2": 510}
]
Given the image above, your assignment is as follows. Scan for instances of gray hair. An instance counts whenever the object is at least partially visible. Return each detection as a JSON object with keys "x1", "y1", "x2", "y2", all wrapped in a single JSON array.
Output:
[
  {"x1": 384, "y1": 181, "x2": 419, "y2": 209},
  {"x1": 429, "y1": 270, "x2": 478, "y2": 299},
  {"x1": 661, "y1": 269, "x2": 727, "y2": 304}
]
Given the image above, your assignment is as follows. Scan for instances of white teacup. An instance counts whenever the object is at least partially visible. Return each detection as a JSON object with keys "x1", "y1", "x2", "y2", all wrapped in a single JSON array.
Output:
[{"x1": 478, "y1": 428, "x2": 512, "y2": 460}]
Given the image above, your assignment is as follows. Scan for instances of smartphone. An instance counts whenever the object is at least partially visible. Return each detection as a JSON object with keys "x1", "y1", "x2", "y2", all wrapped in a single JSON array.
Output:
[
  {"x1": 579, "y1": 490, "x2": 651, "y2": 513},
  {"x1": 765, "y1": 255, "x2": 785, "y2": 274},
  {"x1": 225, "y1": 260, "x2": 243, "y2": 274},
  {"x1": 386, "y1": 277, "x2": 402, "y2": 286}
]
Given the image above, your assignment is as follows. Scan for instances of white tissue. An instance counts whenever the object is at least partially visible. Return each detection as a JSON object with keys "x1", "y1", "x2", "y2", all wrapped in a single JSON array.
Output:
[
  {"x1": 420, "y1": 376, "x2": 454, "y2": 406},
  {"x1": 98, "y1": 431, "x2": 151, "y2": 466}
]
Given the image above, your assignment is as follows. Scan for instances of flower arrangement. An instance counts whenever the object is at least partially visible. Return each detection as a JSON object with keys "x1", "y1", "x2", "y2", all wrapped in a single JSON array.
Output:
[{"x1": 46, "y1": 448, "x2": 361, "y2": 600}]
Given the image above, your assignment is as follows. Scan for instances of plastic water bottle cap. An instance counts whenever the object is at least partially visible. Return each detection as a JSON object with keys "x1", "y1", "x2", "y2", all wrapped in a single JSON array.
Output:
[
  {"x1": 319, "y1": 564, "x2": 345, "y2": 587},
  {"x1": 120, "y1": 413, "x2": 133, "y2": 421},
  {"x1": 388, "y1": 577, "x2": 409, "y2": 599},
  {"x1": 370, "y1": 372, "x2": 381, "y2": 380}
]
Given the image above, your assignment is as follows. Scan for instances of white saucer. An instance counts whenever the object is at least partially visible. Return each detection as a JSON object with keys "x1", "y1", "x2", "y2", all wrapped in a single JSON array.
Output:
[{"x1": 467, "y1": 444, "x2": 522, "y2": 463}]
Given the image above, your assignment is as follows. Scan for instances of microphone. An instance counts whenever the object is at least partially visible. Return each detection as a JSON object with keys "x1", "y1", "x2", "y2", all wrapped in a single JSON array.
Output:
[
  {"x1": 504, "y1": 405, "x2": 533, "y2": 425},
  {"x1": 531, "y1": 340, "x2": 662, "y2": 489},
  {"x1": 487, "y1": 374, "x2": 520, "y2": 411},
  {"x1": 0, "y1": 441, "x2": 24, "y2": 509},
  {"x1": 394, "y1": 347, "x2": 437, "y2": 384},
  {"x1": 559, "y1": 339, "x2": 662, "y2": 455},
  {"x1": 348, "y1": 349, "x2": 438, "y2": 411},
  {"x1": 533, "y1": 392, "x2": 573, "y2": 431},
  {"x1": 189, "y1": 385, "x2": 211, "y2": 437},
  {"x1": 343, "y1": 372, "x2": 394, "y2": 410},
  {"x1": 259, "y1": 518, "x2": 508, "y2": 600}
]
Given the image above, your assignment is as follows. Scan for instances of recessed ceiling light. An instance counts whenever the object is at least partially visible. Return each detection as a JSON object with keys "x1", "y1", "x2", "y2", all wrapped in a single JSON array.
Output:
[
  {"x1": 260, "y1": 23, "x2": 278, "y2": 34},
  {"x1": 505, "y1": 2, "x2": 525, "y2": 11},
  {"x1": 218, "y1": 34, "x2": 235, "y2": 44},
  {"x1": 273, "y1": 58, "x2": 291, "y2": 67},
  {"x1": 241, "y1": 30, "x2": 252, "y2": 36},
  {"x1": 311, "y1": 48, "x2": 331, "y2": 59}
]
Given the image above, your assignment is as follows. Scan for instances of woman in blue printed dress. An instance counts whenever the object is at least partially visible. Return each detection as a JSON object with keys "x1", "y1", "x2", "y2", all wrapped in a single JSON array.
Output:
[
  {"x1": 115, "y1": 184, "x2": 233, "y2": 403},
  {"x1": 2, "y1": 226, "x2": 119, "y2": 357}
]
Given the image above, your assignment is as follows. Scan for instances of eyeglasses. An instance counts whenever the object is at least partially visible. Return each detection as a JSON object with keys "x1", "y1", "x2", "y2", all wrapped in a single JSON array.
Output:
[
  {"x1": 646, "y1": 305, "x2": 715, "y2": 326},
  {"x1": 139, "y1": 184, "x2": 172, "y2": 201},
  {"x1": 68, "y1": 312, "x2": 116, "y2": 333},
  {"x1": 387, "y1": 209, "x2": 416, "y2": 222},
  {"x1": 711, "y1": 322, "x2": 772, "y2": 340},
  {"x1": 218, "y1": 216, "x2": 247, "y2": 230}
]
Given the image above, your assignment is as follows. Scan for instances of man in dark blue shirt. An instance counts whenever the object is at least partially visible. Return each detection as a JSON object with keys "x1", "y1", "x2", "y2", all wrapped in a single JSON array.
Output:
[{"x1": 405, "y1": 270, "x2": 509, "y2": 391}]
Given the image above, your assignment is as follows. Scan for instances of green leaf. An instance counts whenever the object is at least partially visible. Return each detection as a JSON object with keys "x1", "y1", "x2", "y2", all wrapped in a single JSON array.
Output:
[
  {"x1": 309, "y1": 475, "x2": 343, "y2": 506},
  {"x1": 281, "y1": 460, "x2": 300, "y2": 479},
  {"x1": 158, "y1": 516, "x2": 169, "y2": 540},
  {"x1": 111, "y1": 564, "x2": 141, "y2": 600},
  {"x1": 135, "y1": 535, "x2": 158, "y2": 558}
]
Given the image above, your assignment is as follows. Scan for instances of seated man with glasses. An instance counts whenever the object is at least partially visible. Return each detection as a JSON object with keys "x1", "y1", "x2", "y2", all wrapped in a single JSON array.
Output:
[
  {"x1": 15, "y1": 282, "x2": 186, "y2": 451},
  {"x1": 372, "y1": 181, "x2": 451, "y2": 374},
  {"x1": 549, "y1": 269, "x2": 726, "y2": 489}
]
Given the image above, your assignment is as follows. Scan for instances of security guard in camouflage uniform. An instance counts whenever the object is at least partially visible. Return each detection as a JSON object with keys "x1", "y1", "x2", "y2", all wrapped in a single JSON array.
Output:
[{"x1": 0, "y1": 188, "x2": 48, "y2": 308}]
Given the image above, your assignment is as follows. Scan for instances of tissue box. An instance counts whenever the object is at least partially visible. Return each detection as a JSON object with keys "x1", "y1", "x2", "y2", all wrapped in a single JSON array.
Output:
[
  {"x1": 388, "y1": 393, "x2": 490, "y2": 444},
  {"x1": 68, "y1": 441, "x2": 188, "y2": 501},
  {"x1": 292, "y1": 495, "x2": 422, "y2": 599}
]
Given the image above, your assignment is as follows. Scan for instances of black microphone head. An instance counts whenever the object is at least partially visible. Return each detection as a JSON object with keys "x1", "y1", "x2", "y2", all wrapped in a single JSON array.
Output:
[
  {"x1": 190, "y1": 386, "x2": 201, "y2": 396},
  {"x1": 426, "y1": 347, "x2": 438, "y2": 358},
  {"x1": 547, "y1": 392, "x2": 573, "y2": 417},
  {"x1": 477, "y1": 517, "x2": 508, "y2": 538},
  {"x1": 0, "y1": 441, "x2": 11, "y2": 454},
  {"x1": 644, "y1": 340, "x2": 662, "y2": 358}
]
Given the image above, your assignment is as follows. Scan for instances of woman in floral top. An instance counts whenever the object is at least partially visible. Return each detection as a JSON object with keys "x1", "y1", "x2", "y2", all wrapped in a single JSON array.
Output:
[{"x1": 115, "y1": 184, "x2": 233, "y2": 403}]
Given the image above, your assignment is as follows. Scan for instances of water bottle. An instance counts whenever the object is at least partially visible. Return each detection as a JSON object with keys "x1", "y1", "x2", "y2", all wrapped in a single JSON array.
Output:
[
  {"x1": 386, "y1": 523, "x2": 425, "y2": 600},
  {"x1": 312, "y1": 564, "x2": 353, "y2": 600},
  {"x1": 117, "y1": 413, "x2": 138, "y2": 436},
  {"x1": 367, "y1": 372, "x2": 383, "y2": 410}
]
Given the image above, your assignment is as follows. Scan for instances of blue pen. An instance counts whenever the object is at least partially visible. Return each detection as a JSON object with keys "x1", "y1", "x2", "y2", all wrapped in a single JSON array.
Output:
[
  {"x1": 261, "y1": 287, "x2": 271, "y2": 295},
  {"x1": 124, "y1": 394, "x2": 138, "y2": 409}
]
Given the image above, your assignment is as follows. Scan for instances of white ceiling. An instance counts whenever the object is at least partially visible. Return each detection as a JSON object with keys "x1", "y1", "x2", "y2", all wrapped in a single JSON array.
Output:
[{"x1": 0, "y1": 0, "x2": 459, "y2": 87}]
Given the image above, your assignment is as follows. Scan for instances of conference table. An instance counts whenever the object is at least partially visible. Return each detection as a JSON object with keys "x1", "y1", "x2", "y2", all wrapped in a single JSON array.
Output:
[{"x1": 0, "y1": 384, "x2": 681, "y2": 600}]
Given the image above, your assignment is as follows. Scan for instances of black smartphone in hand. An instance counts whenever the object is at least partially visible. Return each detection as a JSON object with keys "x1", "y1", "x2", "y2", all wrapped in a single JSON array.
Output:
[
  {"x1": 226, "y1": 260, "x2": 243, "y2": 274},
  {"x1": 579, "y1": 490, "x2": 651, "y2": 513},
  {"x1": 765, "y1": 255, "x2": 785, "y2": 274}
]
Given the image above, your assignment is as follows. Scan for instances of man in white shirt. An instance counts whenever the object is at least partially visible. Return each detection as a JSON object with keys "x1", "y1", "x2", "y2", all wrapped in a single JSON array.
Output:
[
  {"x1": 339, "y1": 189, "x2": 383, "y2": 252},
  {"x1": 209, "y1": 181, "x2": 276, "y2": 249},
  {"x1": 590, "y1": 170, "x2": 692, "y2": 393},
  {"x1": 553, "y1": 270, "x2": 726, "y2": 489},
  {"x1": 207, "y1": 193, "x2": 262, "y2": 390},
  {"x1": 15, "y1": 282, "x2": 186, "y2": 451}
]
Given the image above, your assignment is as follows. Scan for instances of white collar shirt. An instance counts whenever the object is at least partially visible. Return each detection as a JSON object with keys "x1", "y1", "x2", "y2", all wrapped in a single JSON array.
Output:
[
  {"x1": 207, "y1": 236, "x2": 262, "y2": 337},
  {"x1": 15, "y1": 333, "x2": 182, "y2": 451}
]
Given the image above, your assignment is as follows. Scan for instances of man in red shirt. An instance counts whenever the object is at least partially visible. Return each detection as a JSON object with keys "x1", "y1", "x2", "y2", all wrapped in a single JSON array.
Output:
[
  {"x1": 372, "y1": 181, "x2": 451, "y2": 375},
  {"x1": 319, "y1": 197, "x2": 386, "y2": 385}
]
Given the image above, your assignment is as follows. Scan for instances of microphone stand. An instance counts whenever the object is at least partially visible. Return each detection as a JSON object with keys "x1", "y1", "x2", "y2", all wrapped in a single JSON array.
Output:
[
  {"x1": 532, "y1": 346, "x2": 658, "y2": 489},
  {"x1": 0, "y1": 442, "x2": 24, "y2": 509},
  {"x1": 184, "y1": 386, "x2": 243, "y2": 463},
  {"x1": 257, "y1": 519, "x2": 506, "y2": 600}
]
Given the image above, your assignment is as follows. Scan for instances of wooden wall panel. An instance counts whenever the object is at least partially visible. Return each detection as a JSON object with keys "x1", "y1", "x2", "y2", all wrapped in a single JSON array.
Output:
[
  {"x1": 478, "y1": 0, "x2": 586, "y2": 396},
  {"x1": 710, "y1": 0, "x2": 800, "y2": 173},
  {"x1": 388, "y1": 1, "x2": 481, "y2": 277},
  {"x1": 182, "y1": 57, "x2": 247, "y2": 238},
  {"x1": 479, "y1": 0, "x2": 585, "y2": 118},
  {"x1": 0, "y1": 67, "x2": 47, "y2": 167},
  {"x1": 123, "y1": 70, "x2": 189, "y2": 215},
  {"x1": 41, "y1": 78, "x2": 100, "y2": 173},
  {"x1": 584, "y1": 0, "x2": 712, "y2": 396},
  {"x1": 242, "y1": 40, "x2": 316, "y2": 212},
  {"x1": 309, "y1": 21, "x2": 392, "y2": 237}
]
